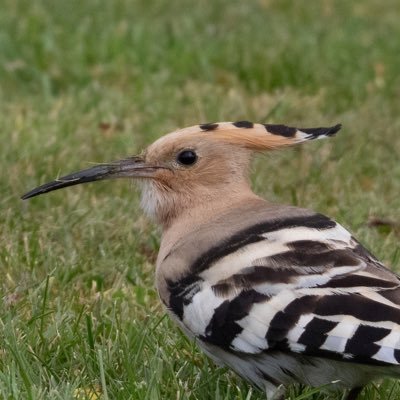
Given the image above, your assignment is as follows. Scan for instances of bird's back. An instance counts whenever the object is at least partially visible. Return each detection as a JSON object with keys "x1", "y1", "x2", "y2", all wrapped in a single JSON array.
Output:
[{"x1": 157, "y1": 200, "x2": 400, "y2": 392}]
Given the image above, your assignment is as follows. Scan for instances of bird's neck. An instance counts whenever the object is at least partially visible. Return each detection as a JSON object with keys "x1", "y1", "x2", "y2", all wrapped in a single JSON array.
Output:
[
  {"x1": 157, "y1": 186, "x2": 265, "y2": 259},
  {"x1": 142, "y1": 180, "x2": 256, "y2": 229}
]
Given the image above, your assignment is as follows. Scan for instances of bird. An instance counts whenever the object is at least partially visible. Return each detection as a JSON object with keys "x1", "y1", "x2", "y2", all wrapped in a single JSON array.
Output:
[{"x1": 22, "y1": 121, "x2": 400, "y2": 400}]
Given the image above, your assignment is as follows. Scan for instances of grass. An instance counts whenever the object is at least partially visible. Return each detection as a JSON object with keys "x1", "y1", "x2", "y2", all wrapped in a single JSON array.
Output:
[{"x1": 1, "y1": 0, "x2": 400, "y2": 398}]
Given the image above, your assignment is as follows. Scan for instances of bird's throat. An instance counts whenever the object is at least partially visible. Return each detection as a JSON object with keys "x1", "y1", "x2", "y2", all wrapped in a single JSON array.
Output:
[{"x1": 139, "y1": 179, "x2": 258, "y2": 230}]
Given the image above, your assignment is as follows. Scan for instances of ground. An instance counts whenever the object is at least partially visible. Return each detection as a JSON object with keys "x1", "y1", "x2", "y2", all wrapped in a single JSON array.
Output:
[{"x1": 1, "y1": 0, "x2": 400, "y2": 399}]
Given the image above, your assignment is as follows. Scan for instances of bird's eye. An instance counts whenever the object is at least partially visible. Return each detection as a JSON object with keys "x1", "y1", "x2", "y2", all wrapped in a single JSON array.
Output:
[{"x1": 177, "y1": 150, "x2": 198, "y2": 166}]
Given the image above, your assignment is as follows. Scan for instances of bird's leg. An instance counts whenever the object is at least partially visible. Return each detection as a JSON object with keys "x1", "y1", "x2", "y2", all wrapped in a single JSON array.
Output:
[
  {"x1": 265, "y1": 382, "x2": 286, "y2": 400},
  {"x1": 346, "y1": 387, "x2": 363, "y2": 400}
]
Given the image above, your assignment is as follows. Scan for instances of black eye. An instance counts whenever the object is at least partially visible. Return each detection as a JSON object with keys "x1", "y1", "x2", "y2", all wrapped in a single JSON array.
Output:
[{"x1": 177, "y1": 150, "x2": 198, "y2": 166}]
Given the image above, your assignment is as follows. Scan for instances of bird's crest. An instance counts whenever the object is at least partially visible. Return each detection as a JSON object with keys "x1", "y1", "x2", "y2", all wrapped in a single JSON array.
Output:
[{"x1": 174, "y1": 121, "x2": 341, "y2": 151}]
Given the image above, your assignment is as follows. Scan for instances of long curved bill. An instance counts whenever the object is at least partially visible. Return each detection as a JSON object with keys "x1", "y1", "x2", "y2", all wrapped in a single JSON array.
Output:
[{"x1": 21, "y1": 156, "x2": 160, "y2": 200}]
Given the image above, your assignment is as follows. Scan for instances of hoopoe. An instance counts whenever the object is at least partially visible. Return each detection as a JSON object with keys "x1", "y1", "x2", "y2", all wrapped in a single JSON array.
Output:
[{"x1": 22, "y1": 121, "x2": 400, "y2": 400}]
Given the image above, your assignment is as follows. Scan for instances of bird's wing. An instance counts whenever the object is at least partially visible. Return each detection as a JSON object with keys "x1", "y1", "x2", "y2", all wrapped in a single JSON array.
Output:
[{"x1": 171, "y1": 212, "x2": 400, "y2": 366}]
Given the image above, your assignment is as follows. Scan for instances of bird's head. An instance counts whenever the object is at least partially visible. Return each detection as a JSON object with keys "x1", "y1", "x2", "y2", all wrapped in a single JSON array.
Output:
[{"x1": 22, "y1": 121, "x2": 341, "y2": 227}]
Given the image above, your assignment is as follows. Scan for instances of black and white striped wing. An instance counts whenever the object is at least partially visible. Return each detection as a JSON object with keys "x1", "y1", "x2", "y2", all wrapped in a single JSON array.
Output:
[{"x1": 171, "y1": 213, "x2": 400, "y2": 367}]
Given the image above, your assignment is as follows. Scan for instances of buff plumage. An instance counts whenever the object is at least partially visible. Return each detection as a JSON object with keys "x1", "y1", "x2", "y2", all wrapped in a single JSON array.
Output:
[{"x1": 22, "y1": 121, "x2": 399, "y2": 400}]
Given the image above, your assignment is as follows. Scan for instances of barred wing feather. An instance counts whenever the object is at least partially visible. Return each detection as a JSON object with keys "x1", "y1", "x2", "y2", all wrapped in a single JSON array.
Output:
[{"x1": 174, "y1": 213, "x2": 400, "y2": 367}]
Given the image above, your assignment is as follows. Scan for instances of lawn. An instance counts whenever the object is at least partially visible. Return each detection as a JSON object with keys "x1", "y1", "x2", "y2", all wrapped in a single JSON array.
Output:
[{"x1": 1, "y1": 0, "x2": 400, "y2": 399}]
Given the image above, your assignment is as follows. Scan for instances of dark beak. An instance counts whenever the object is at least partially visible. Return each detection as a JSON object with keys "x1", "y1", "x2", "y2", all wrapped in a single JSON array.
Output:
[{"x1": 21, "y1": 156, "x2": 161, "y2": 200}]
